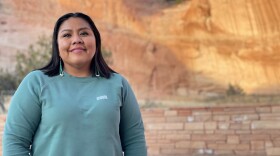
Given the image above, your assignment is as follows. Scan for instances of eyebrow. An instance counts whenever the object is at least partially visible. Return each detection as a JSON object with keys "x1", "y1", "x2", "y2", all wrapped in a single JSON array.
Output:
[{"x1": 60, "y1": 27, "x2": 91, "y2": 33}]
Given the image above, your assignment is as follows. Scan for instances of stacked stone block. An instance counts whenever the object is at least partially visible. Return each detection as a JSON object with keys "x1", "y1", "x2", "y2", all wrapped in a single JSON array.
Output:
[{"x1": 142, "y1": 105, "x2": 280, "y2": 156}]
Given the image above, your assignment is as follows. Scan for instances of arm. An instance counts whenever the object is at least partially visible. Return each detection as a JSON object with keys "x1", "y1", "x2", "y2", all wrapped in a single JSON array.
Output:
[
  {"x1": 3, "y1": 72, "x2": 42, "y2": 155},
  {"x1": 119, "y1": 78, "x2": 147, "y2": 156}
]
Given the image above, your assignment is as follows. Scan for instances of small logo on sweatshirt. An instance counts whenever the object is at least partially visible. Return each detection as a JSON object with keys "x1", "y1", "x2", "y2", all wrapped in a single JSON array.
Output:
[{"x1": 96, "y1": 95, "x2": 108, "y2": 100}]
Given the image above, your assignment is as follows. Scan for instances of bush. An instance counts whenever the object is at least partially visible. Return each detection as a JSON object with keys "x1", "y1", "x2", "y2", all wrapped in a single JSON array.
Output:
[
  {"x1": 15, "y1": 35, "x2": 52, "y2": 86},
  {"x1": 0, "y1": 69, "x2": 17, "y2": 91},
  {"x1": 165, "y1": 0, "x2": 183, "y2": 4},
  {"x1": 101, "y1": 47, "x2": 113, "y2": 65},
  {"x1": 1, "y1": 35, "x2": 114, "y2": 90},
  {"x1": 226, "y1": 83, "x2": 245, "y2": 96}
]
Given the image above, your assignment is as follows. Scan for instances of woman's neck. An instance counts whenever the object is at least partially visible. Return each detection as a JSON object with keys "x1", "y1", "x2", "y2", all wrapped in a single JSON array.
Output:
[{"x1": 63, "y1": 65, "x2": 92, "y2": 77}]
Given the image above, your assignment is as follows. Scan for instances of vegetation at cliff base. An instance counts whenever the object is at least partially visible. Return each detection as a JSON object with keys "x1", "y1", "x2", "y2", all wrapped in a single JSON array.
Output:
[{"x1": 0, "y1": 35, "x2": 113, "y2": 91}]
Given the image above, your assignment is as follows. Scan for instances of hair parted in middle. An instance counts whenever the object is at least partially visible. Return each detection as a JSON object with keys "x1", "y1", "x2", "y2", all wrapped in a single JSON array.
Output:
[{"x1": 38, "y1": 12, "x2": 115, "y2": 78}]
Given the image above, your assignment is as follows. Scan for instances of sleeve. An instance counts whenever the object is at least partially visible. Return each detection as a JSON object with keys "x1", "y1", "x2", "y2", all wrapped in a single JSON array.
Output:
[
  {"x1": 119, "y1": 78, "x2": 147, "y2": 156},
  {"x1": 3, "y1": 73, "x2": 42, "y2": 156}
]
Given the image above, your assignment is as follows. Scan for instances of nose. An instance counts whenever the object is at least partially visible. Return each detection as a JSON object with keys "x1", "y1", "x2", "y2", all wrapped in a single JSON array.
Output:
[{"x1": 72, "y1": 35, "x2": 84, "y2": 44}]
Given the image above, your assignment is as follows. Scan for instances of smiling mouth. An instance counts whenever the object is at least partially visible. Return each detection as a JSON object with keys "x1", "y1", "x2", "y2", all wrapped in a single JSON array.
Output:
[{"x1": 69, "y1": 48, "x2": 86, "y2": 53}]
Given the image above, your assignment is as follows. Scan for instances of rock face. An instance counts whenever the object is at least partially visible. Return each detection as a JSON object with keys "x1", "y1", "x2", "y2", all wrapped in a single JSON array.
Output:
[{"x1": 1, "y1": 0, "x2": 280, "y2": 100}]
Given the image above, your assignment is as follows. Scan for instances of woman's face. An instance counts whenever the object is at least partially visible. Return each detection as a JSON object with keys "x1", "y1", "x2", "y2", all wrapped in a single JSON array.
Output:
[{"x1": 57, "y1": 17, "x2": 96, "y2": 72}]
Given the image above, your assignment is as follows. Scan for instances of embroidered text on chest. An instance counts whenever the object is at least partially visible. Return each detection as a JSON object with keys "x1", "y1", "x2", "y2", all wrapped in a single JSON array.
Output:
[{"x1": 96, "y1": 95, "x2": 108, "y2": 100}]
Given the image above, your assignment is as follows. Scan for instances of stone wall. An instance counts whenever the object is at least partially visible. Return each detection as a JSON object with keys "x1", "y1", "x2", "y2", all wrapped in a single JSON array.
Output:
[
  {"x1": 142, "y1": 104, "x2": 280, "y2": 156},
  {"x1": 0, "y1": 104, "x2": 280, "y2": 156}
]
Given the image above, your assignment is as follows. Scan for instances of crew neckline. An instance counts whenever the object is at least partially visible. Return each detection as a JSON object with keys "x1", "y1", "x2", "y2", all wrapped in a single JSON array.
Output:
[{"x1": 61, "y1": 71, "x2": 97, "y2": 83}]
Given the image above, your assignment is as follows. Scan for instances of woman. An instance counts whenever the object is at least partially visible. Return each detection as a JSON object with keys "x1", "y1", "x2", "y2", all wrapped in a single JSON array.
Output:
[{"x1": 3, "y1": 12, "x2": 147, "y2": 156}]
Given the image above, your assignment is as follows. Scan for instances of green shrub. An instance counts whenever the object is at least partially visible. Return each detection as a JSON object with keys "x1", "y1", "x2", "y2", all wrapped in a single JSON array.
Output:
[
  {"x1": 165, "y1": 0, "x2": 183, "y2": 4},
  {"x1": 101, "y1": 47, "x2": 113, "y2": 65},
  {"x1": 226, "y1": 83, "x2": 245, "y2": 96},
  {"x1": 1, "y1": 35, "x2": 113, "y2": 90},
  {"x1": 15, "y1": 35, "x2": 52, "y2": 86},
  {"x1": 0, "y1": 69, "x2": 17, "y2": 91}
]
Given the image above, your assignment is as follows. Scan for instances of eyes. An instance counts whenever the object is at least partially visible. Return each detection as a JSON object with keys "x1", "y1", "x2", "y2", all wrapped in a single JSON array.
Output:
[
  {"x1": 61, "y1": 31, "x2": 90, "y2": 38},
  {"x1": 62, "y1": 33, "x2": 71, "y2": 38}
]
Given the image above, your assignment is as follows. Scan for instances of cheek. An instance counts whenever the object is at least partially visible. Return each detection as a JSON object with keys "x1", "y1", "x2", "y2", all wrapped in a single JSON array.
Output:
[
  {"x1": 58, "y1": 42, "x2": 69, "y2": 58},
  {"x1": 58, "y1": 41, "x2": 69, "y2": 52},
  {"x1": 86, "y1": 42, "x2": 96, "y2": 55},
  {"x1": 89, "y1": 45, "x2": 96, "y2": 54}
]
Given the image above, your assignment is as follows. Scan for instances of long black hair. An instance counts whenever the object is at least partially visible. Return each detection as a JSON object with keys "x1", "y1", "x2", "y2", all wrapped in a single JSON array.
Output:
[{"x1": 39, "y1": 12, "x2": 115, "y2": 78}]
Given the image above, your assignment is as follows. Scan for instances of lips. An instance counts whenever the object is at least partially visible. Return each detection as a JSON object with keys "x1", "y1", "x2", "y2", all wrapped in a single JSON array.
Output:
[{"x1": 69, "y1": 47, "x2": 86, "y2": 53}]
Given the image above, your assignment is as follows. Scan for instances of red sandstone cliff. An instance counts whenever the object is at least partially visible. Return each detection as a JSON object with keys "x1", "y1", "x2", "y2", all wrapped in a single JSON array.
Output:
[{"x1": 1, "y1": 0, "x2": 280, "y2": 100}]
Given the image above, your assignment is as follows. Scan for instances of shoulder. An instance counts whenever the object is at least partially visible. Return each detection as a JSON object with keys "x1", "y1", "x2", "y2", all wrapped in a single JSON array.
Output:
[
  {"x1": 22, "y1": 70, "x2": 44, "y2": 82},
  {"x1": 24, "y1": 70, "x2": 49, "y2": 82},
  {"x1": 110, "y1": 73, "x2": 130, "y2": 85},
  {"x1": 109, "y1": 73, "x2": 135, "y2": 94},
  {"x1": 21, "y1": 70, "x2": 54, "y2": 88},
  {"x1": 110, "y1": 73, "x2": 124, "y2": 80},
  {"x1": 25, "y1": 70, "x2": 45, "y2": 78}
]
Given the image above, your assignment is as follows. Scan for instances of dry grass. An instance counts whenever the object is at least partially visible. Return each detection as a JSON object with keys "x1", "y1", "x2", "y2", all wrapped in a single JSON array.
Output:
[{"x1": 139, "y1": 94, "x2": 280, "y2": 108}]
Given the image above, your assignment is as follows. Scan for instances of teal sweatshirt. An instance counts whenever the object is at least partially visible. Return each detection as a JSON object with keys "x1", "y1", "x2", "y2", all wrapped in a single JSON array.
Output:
[{"x1": 3, "y1": 71, "x2": 147, "y2": 156}]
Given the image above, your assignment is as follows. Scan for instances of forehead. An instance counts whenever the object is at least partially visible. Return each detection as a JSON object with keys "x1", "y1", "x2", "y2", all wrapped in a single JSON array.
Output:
[{"x1": 59, "y1": 17, "x2": 91, "y2": 31}]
